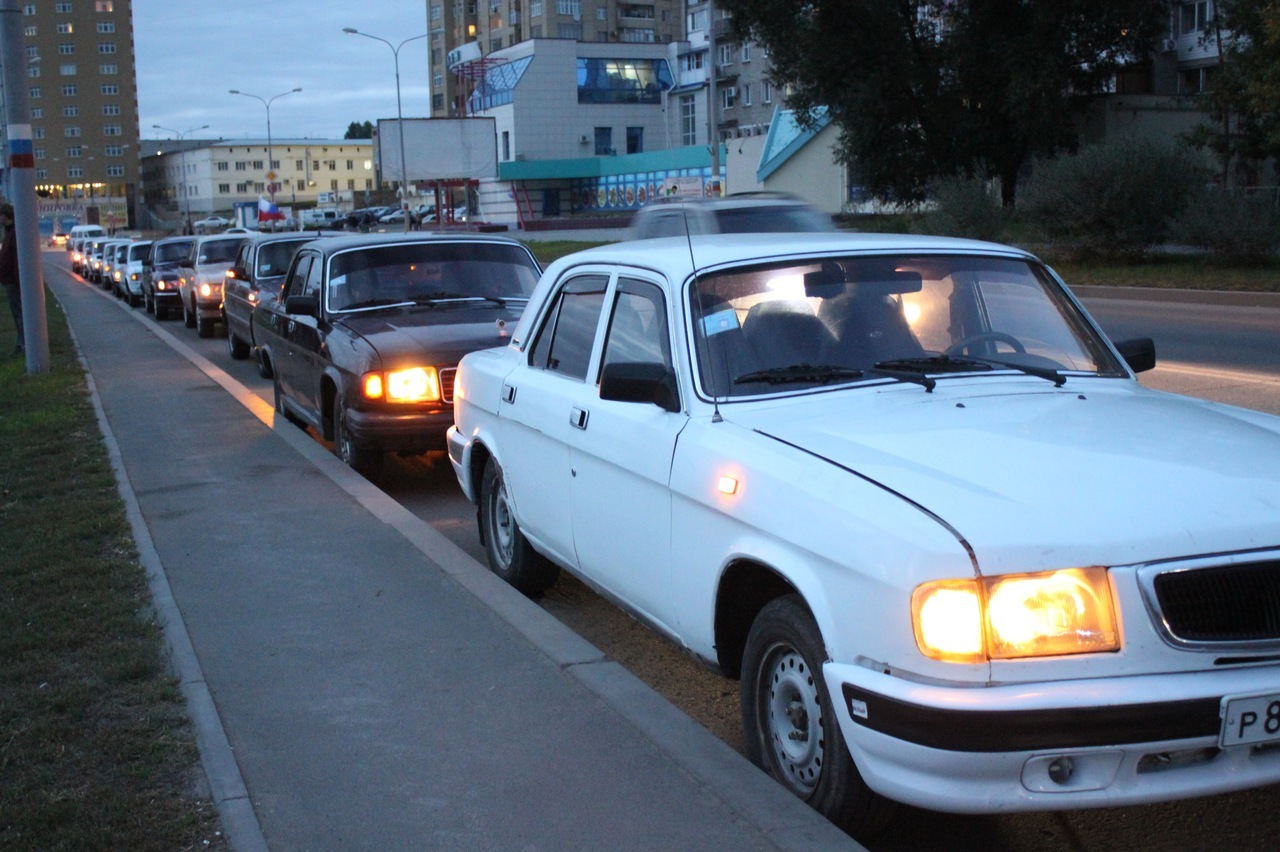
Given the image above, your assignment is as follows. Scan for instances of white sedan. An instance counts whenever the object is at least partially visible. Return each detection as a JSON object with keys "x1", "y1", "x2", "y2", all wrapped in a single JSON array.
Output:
[{"x1": 447, "y1": 232, "x2": 1280, "y2": 837}]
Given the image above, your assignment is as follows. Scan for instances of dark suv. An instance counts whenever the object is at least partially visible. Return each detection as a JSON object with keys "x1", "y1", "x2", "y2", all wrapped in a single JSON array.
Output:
[{"x1": 223, "y1": 232, "x2": 320, "y2": 367}]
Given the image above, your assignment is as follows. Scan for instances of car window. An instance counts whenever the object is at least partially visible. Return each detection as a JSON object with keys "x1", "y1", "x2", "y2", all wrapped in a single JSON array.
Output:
[
  {"x1": 198, "y1": 239, "x2": 244, "y2": 264},
  {"x1": 303, "y1": 255, "x2": 324, "y2": 299},
  {"x1": 528, "y1": 275, "x2": 608, "y2": 380},
  {"x1": 600, "y1": 278, "x2": 672, "y2": 378},
  {"x1": 128, "y1": 243, "x2": 150, "y2": 262},
  {"x1": 285, "y1": 255, "x2": 315, "y2": 299},
  {"x1": 154, "y1": 240, "x2": 194, "y2": 263},
  {"x1": 258, "y1": 240, "x2": 308, "y2": 279},
  {"x1": 234, "y1": 243, "x2": 251, "y2": 269}
]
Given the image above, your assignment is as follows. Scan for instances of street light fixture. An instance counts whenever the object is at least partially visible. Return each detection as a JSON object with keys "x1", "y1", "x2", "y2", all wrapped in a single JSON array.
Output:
[
  {"x1": 153, "y1": 124, "x2": 210, "y2": 233},
  {"x1": 229, "y1": 87, "x2": 302, "y2": 204},
  {"x1": 343, "y1": 27, "x2": 428, "y2": 232}
]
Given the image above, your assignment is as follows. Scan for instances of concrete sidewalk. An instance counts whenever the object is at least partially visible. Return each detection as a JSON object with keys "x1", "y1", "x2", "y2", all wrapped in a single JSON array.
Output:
[{"x1": 45, "y1": 258, "x2": 857, "y2": 850}]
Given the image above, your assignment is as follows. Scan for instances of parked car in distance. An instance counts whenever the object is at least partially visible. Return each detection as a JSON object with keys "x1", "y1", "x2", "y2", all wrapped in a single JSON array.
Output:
[
  {"x1": 143, "y1": 236, "x2": 196, "y2": 321},
  {"x1": 105, "y1": 240, "x2": 134, "y2": 297},
  {"x1": 627, "y1": 192, "x2": 836, "y2": 240},
  {"x1": 84, "y1": 238, "x2": 113, "y2": 284},
  {"x1": 223, "y1": 232, "x2": 319, "y2": 365},
  {"x1": 192, "y1": 215, "x2": 231, "y2": 231},
  {"x1": 254, "y1": 232, "x2": 541, "y2": 473},
  {"x1": 178, "y1": 233, "x2": 250, "y2": 337},
  {"x1": 345, "y1": 206, "x2": 392, "y2": 231},
  {"x1": 448, "y1": 231, "x2": 1280, "y2": 837},
  {"x1": 117, "y1": 240, "x2": 153, "y2": 307},
  {"x1": 378, "y1": 207, "x2": 407, "y2": 225}
]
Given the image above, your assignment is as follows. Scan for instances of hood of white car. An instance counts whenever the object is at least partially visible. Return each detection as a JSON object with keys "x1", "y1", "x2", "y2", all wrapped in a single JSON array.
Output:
[{"x1": 735, "y1": 378, "x2": 1280, "y2": 574}]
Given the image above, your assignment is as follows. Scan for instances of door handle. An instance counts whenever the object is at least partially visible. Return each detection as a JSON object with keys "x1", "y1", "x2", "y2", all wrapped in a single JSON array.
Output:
[
  {"x1": 501, "y1": 383, "x2": 517, "y2": 403},
  {"x1": 570, "y1": 407, "x2": 589, "y2": 430}
]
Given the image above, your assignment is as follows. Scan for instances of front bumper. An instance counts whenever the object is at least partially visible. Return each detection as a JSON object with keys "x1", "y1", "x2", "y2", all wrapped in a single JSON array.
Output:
[
  {"x1": 829, "y1": 660, "x2": 1280, "y2": 814},
  {"x1": 345, "y1": 405, "x2": 453, "y2": 453}
]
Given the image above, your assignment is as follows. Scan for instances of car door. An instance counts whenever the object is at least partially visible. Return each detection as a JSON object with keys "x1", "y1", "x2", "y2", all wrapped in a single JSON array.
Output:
[
  {"x1": 566, "y1": 276, "x2": 688, "y2": 631},
  {"x1": 498, "y1": 274, "x2": 609, "y2": 568},
  {"x1": 282, "y1": 254, "x2": 327, "y2": 423},
  {"x1": 271, "y1": 252, "x2": 315, "y2": 406}
]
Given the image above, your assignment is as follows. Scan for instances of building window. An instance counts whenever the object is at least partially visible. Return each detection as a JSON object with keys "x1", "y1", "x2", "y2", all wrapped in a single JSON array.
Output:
[
  {"x1": 64, "y1": 105, "x2": 79, "y2": 117},
  {"x1": 620, "y1": 28, "x2": 655, "y2": 43},
  {"x1": 556, "y1": 0, "x2": 580, "y2": 14},
  {"x1": 594, "y1": 126, "x2": 612, "y2": 155},
  {"x1": 28, "y1": 66, "x2": 40, "y2": 78},
  {"x1": 56, "y1": 2, "x2": 72, "y2": 12},
  {"x1": 61, "y1": 84, "x2": 78, "y2": 96},
  {"x1": 688, "y1": 8, "x2": 708, "y2": 31},
  {"x1": 100, "y1": 84, "x2": 118, "y2": 95},
  {"x1": 106, "y1": 165, "x2": 123, "y2": 177},
  {"x1": 1179, "y1": 2, "x2": 1210, "y2": 35},
  {"x1": 97, "y1": 21, "x2": 115, "y2": 32},
  {"x1": 96, "y1": 1, "x2": 114, "y2": 11},
  {"x1": 330, "y1": 179, "x2": 339, "y2": 191},
  {"x1": 60, "y1": 64, "x2": 77, "y2": 75},
  {"x1": 31, "y1": 107, "x2": 43, "y2": 119},
  {"x1": 34, "y1": 148, "x2": 45, "y2": 160},
  {"x1": 25, "y1": 25, "x2": 36, "y2": 36},
  {"x1": 312, "y1": 160, "x2": 320, "y2": 171},
  {"x1": 530, "y1": 0, "x2": 542, "y2": 14},
  {"x1": 742, "y1": 82, "x2": 752, "y2": 106},
  {"x1": 502, "y1": 130, "x2": 510, "y2": 160},
  {"x1": 347, "y1": 179, "x2": 355, "y2": 190},
  {"x1": 722, "y1": 86, "x2": 736, "y2": 109},
  {"x1": 218, "y1": 183, "x2": 231, "y2": 194},
  {"x1": 217, "y1": 161, "x2": 229, "y2": 171},
  {"x1": 98, "y1": 42, "x2": 116, "y2": 54},
  {"x1": 35, "y1": 168, "x2": 47, "y2": 180},
  {"x1": 295, "y1": 159, "x2": 303, "y2": 171},
  {"x1": 296, "y1": 179, "x2": 305, "y2": 190},
  {"x1": 346, "y1": 159, "x2": 354, "y2": 169},
  {"x1": 104, "y1": 145, "x2": 123, "y2": 156},
  {"x1": 33, "y1": 127, "x2": 44, "y2": 139},
  {"x1": 625, "y1": 126, "x2": 643, "y2": 154},
  {"x1": 29, "y1": 87, "x2": 41, "y2": 99},
  {"x1": 577, "y1": 57, "x2": 672, "y2": 105},
  {"x1": 68, "y1": 166, "x2": 84, "y2": 178},
  {"x1": 27, "y1": 45, "x2": 38, "y2": 58},
  {"x1": 718, "y1": 44, "x2": 732, "y2": 66},
  {"x1": 67, "y1": 146, "x2": 83, "y2": 157},
  {"x1": 252, "y1": 160, "x2": 264, "y2": 170},
  {"x1": 365, "y1": 179, "x2": 373, "y2": 190},
  {"x1": 24, "y1": 4, "x2": 36, "y2": 15},
  {"x1": 597, "y1": 6, "x2": 606, "y2": 19},
  {"x1": 57, "y1": 21, "x2": 73, "y2": 33},
  {"x1": 103, "y1": 125, "x2": 121, "y2": 136},
  {"x1": 557, "y1": 22, "x2": 582, "y2": 38},
  {"x1": 326, "y1": 160, "x2": 336, "y2": 170},
  {"x1": 234, "y1": 161, "x2": 246, "y2": 171},
  {"x1": 236, "y1": 183, "x2": 248, "y2": 193},
  {"x1": 99, "y1": 63, "x2": 117, "y2": 74},
  {"x1": 680, "y1": 94, "x2": 696, "y2": 146},
  {"x1": 103, "y1": 104, "x2": 120, "y2": 115},
  {"x1": 742, "y1": 43, "x2": 751, "y2": 62},
  {"x1": 763, "y1": 80, "x2": 772, "y2": 103},
  {"x1": 430, "y1": 3, "x2": 442, "y2": 20},
  {"x1": 65, "y1": 126, "x2": 81, "y2": 137}
]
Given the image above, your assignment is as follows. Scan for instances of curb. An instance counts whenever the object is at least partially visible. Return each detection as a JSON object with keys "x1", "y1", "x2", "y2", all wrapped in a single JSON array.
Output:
[{"x1": 1071, "y1": 284, "x2": 1280, "y2": 308}]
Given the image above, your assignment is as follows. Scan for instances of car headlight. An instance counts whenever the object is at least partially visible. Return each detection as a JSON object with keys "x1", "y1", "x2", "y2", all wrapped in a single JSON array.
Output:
[
  {"x1": 199, "y1": 282, "x2": 219, "y2": 298},
  {"x1": 362, "y1": 367, "x2": 441, "y2": 403},
  {"x1": 912, "y1": 567, "x2": 1119, "y2": 662}
]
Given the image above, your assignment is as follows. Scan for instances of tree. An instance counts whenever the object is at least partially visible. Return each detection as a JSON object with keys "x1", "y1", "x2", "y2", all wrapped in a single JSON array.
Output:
[
  {"x1": 729, "y1": 1, "x2": 1169, "y2": 204},
  {"x1": 1185, "y1": 0, "x2": 1280, "y2": 185},
  {"x1": 344, "y1": 121, "x2": 375, "y2": 140}
]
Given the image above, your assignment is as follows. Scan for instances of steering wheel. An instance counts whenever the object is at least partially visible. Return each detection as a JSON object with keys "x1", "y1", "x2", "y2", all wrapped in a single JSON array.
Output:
[{"x1": 945, "y1": 331, "x2": 1026, "y2": 357}]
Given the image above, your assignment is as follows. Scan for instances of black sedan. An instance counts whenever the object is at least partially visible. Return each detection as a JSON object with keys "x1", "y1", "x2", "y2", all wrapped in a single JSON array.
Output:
[
  {"x1": 253, "y1": 232, "x2": 541, "y2": 473},
  {"x1": 222, "y1": 232, "x2": 320, "y2": 367}
]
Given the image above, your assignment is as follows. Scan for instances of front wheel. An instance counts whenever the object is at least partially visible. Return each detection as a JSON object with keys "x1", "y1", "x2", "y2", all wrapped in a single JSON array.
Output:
[
  {"x1": 183, "y1": 299, "x2": 196, "y2": 328},
  {"x1": 332, "y1": 396, "x2": 382, "y2": 476},
  {"x1": 479, "y1": 457, "x2": 559, "y2": 596},
  {"x1": 741, "y1": 595, "x2": 894, "y2": 837}
]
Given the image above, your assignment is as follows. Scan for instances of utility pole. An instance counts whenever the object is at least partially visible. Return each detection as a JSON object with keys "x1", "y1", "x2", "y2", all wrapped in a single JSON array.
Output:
[
  {"x1": 1, "y1": 0, "x2": 49, "y2": 372},
  {"x1": 706, "y1": 0, "x2": 719, "y2": 196}
]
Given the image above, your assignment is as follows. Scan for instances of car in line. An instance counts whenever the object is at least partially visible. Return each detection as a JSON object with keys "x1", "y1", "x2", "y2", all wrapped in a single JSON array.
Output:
[
  {"x1": 105, "y1": 240, "x2": 134, "y2": 298},
  {"x1": 84, "y1": 238, "x2": 114, "y2": 285},
  {"x1": 222, "y1": 232, "x2": 319, "y2": 365},
  {"x1": 116, "y1": 240, "x2": 153, "y2": 307},
  {"x1": 192, "y1": 215, "x2": 231, "y2": 231},
  {"x1": 177, "y1": 233, "x2": 250, "y2": 338},
  {"x1": 92, "y1": 238, "x2": 131, "y2": 288},
  {"x1": 254, "y1": 232, "x2": 541, "y2": 473},
  {"x1": 447, "y1": 232, "x2": 1280, "y2": 837},
  {"x1": 627, "y1": 191, "x2": 836, "y2": 240},
  {"x1": 143, "y1": 235, "x2": 195, "y2": 321}
]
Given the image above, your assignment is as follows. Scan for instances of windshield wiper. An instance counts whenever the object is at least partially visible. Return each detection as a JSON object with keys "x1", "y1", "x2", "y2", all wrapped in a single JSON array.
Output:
[
  {"x1": 872, "y1": 354, "x2": 1066, "y2": 387},
  {"x1": 341, "y1": 297, "x2": 415, "y2": 311},
  {"x1": 734, "y1": 364, "x2": 866, "y2": 386},
  {"x1": 411, "y1": 291, "x2": 514, "y2": 307}
]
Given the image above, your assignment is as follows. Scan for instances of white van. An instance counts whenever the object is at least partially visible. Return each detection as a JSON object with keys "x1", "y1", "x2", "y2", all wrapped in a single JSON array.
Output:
[{"x1": 299, "y1": 208, "x2": 342, "y2": 230}]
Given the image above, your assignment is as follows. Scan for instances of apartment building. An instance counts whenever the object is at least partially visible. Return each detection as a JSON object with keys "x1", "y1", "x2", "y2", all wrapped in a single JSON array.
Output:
[{"x1": 19, "y1": 0, "x2": 139, "y2": 227}]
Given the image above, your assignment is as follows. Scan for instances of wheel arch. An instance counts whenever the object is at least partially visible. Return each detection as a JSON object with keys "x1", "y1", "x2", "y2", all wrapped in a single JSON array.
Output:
[{"x1": 714, "y1": 559, "x2": 801, "y2": 679}]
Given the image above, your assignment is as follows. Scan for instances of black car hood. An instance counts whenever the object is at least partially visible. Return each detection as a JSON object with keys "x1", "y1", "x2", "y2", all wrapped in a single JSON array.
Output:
[{"x1": 338, "y1": 303, "x2": 523, "y2": 366}]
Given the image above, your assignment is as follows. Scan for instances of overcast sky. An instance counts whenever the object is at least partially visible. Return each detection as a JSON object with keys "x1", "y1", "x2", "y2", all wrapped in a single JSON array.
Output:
[{"x1": 134, "y1": 0, "x2": 432, "y2": 143}]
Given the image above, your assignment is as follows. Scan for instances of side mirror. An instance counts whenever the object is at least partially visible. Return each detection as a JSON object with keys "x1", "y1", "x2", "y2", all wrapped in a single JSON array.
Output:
[
  {"x1": 227, "y1": 265, "x2": 248, "y2": 281},
  {"x1": 284, "y1": 294, "x2": 319, "y2": 317},
  {"x1": 1115, "y1": 337, "x2": 1156, "y2": 374},
  {"x1": 599, "y1": 362, "x2": 680, "y2": 412}
]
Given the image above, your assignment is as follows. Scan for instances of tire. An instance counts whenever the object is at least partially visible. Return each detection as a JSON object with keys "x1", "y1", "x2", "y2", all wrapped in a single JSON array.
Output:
[
  {"x1": 144, "y1": 291, "x2": 154, "y2": 313},
  {"x1": 227, "y1": 328, "x2": 250, "y2": 359},
  {"x1": 197, "y1": 311, "x2": 214, "y2": 338},
  {"x1": 256, "y1": 346, "x2": 274, "y2": 379},
  {"x1": 741, "y1": 595, "x2": 895, "y2": 838},
  {"x1": 332, "y1": 396, "x2": 382, "y2": 476},
  {"x1": 478, "y1": 456, "x2": 559, "y2": 596},
  {"x1": 155, "y1": 302, "x2": 168, "y2": 321},
  {"x1": 183, "y1": 299, "x2": 197, "y2": 328}
]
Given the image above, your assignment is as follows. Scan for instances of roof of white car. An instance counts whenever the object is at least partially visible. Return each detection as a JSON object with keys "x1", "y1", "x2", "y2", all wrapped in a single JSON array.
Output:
[{"x1": 543, "y1": 232, "x2": 1033, "y2": 281}]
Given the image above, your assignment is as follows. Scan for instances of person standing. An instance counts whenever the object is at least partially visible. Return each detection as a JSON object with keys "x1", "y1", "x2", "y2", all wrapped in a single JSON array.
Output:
[{"x1": 0, "y1": 203, "x2": 22, "y2": 355}]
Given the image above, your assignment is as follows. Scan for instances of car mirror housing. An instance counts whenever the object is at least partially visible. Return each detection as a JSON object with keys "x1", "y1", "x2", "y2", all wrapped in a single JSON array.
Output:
[
  {"x1": 284, "y1": 295, "x2": 320, "y2": 317},
  {"x1": 227, "y1": 265, "x2": 248, "y2": 281},
  {"x1": 1115, "y1": 337, "x2": 1156, "y2": 374},
  {"x1": 599, "y1": 362, "x2": 680, "y2": 412}
]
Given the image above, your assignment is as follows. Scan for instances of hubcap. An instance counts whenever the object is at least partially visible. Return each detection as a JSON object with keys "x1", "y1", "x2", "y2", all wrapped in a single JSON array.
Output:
[
  {"x1": 490, "y1": 478, "x2": 514, "y2": 566},
  {"x1": 762, "y1": 645, "x2": 824, "y2": 796}
]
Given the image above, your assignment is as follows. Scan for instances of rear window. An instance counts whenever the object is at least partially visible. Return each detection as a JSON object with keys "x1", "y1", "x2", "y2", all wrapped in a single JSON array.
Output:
[{"x1": 713, "y1": 206, "x2": 835, "y2": 234}]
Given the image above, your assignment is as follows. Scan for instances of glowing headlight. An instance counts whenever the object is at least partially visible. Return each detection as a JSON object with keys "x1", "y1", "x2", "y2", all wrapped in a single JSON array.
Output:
[
  {"x1": 912, "y1": 567, "x2": 1118, "y2": 662},
  {"x1": 362, "y1": 367, "x2": 441, "y2": 403},
  {"x1": 200, "y1": 283, "x2": 214, "y2": 298}
]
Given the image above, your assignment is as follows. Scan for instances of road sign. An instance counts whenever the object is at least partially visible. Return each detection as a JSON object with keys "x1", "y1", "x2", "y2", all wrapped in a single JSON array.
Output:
[
  {"x1": 267, "y1": 182, "x2": 280, "y2": 195},
  {"x1": 266, "y1": 170, "x2": 277, "y2": 181}
]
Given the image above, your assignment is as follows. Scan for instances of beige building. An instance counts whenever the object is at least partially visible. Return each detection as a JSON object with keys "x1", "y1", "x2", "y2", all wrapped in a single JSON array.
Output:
[
  {"x1": 20, "y1": 0, "x2": 139, "y2": 225},
  {"x1": 140, "y1": 139, "x2": 376, "y2": 225}
]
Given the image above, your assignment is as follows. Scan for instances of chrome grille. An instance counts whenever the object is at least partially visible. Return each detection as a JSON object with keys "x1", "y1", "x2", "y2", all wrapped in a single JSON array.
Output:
[
  {"x1": 440, "y1": 367, "x2": 457, "y2": 404},
  {"x1": 1153, "y1": 561, "x2": 1280, "y2": 643}
]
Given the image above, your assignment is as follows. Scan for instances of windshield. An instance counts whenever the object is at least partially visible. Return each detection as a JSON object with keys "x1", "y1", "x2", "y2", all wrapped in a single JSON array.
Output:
[
  {"x1": 154, "y1": 239, "x2": 194, "y2": 263},
  {"x1": 198, "y1": 238, "x2": 246, "y2": 264},
  {"x1": 327, "y1": 242, "x2": 540, "y2": 312},
  {"x1": 257, "y1": 240, "x2": 309, "y2": 279},
  {"x1": 689, "y1": 254, "x2": 1123, "y2": 399},
  {"x1": 128, "y1": 244, "x2": 150, "y2": 261}
]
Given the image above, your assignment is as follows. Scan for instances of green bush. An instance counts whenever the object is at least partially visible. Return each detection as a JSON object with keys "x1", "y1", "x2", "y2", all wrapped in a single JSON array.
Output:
[
  {"x1": 924, "y1": 176, "x2": 1007, "y2": 242},
  {"x1": 1171, "y1": 189, "x2": 1280, "y2": 264},
  {"x1": 1020, "y1": 138, "x2": 1206, "y2": 259}
]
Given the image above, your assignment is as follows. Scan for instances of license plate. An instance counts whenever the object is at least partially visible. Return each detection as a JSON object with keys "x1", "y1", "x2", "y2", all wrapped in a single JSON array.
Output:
[{"x1": 1220, "y1": 693, "x2": 1280, "y2": 747}]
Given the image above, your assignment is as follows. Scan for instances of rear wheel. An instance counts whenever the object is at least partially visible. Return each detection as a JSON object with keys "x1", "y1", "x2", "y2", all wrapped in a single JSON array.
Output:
[
  {"x1": 256, "y1": 346, "x2": 274, "y2": 379},
  {"x1": 196, "y1": 310, "x2": 214, "y2": 338},
  {"x1": 479, "y1": 457, "x2": 559, "y2": 596},
  {"x1": 227, "y1": 327, "x2": 250, "y2": 359},
  {"x1": 183, "y1": 298, "x2": 196, "y2": 328},
  {"x1": 741, "y1": 595, "x2": 895, "y2": 838},
  {"x1": 273, "y1": 375, "x2": 306, "y2": 429}
]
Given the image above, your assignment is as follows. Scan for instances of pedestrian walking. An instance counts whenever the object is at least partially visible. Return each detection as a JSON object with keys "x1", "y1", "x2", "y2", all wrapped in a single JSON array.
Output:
[{"x1": 0, "y1": 203, "x2": 22, "y2": 355}]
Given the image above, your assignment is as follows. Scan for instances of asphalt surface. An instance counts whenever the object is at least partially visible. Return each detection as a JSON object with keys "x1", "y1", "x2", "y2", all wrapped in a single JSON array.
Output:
[{"x1": 45, "y1": 254, "x2": 857, "y2": 851}]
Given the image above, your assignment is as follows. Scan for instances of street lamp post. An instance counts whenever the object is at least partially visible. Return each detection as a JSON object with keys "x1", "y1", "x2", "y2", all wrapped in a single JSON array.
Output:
[
  {"x1": 343, "y1": 27, "x2": 428, "y2": 233},
  {"x1": 229, "y1": 88, "x2": 302, "y2": 204},
  {"x1": 153, "y1": 124, "x2": 209, "y2": 233}
]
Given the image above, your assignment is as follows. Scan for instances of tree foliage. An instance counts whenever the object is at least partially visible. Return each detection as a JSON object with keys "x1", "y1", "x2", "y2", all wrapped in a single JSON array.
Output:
[
  {"x1": 1185, "y1": 0, "x2": 1280, "y2": 183},
  {"x1": 729, "y1": 0, "x2": 1170, "y2": 204},
  {"x1": 344, "y1": 121, "x2": 375, "y2": 140}
]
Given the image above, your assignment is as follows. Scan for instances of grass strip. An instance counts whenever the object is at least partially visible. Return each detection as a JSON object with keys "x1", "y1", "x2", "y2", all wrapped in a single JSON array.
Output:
[{"x1": 0, "y1": 290, "x2": 224, "y2": 851}]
